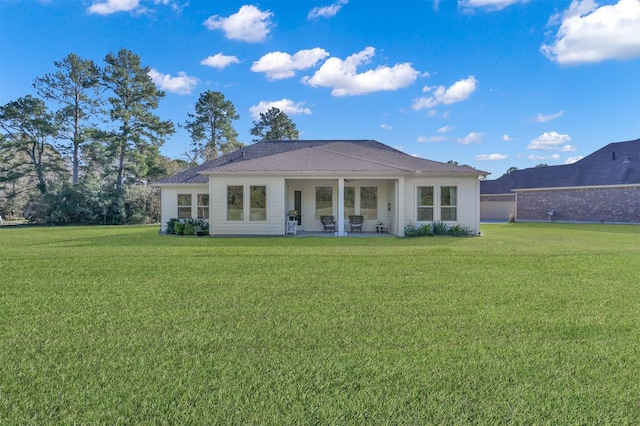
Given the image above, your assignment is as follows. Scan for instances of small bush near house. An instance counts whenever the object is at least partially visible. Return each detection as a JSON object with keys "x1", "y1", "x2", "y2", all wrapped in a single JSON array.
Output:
[
  {"x1": 165, "y1": 218, "x2": 209, "y2": 236},
  {"x1": 448, "y1": 224, "x2": 473, "y2": 236},
  {"x1": 430, "y1": 221, "x2": 449, "y2": 235}
]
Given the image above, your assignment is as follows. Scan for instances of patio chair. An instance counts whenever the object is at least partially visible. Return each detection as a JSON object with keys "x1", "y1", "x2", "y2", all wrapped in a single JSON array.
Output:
[
  {"x1": 320, "y1": 215, "x2": 336, "y2": 232},
  {"x1": 348, "y1": 215, "x2": 364, "y2": 232}
]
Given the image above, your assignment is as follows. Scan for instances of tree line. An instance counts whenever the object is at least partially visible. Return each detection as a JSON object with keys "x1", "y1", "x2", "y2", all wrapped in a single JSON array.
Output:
[{"x1": 0, "y1": 49, "x2": 299, "y2": 225}]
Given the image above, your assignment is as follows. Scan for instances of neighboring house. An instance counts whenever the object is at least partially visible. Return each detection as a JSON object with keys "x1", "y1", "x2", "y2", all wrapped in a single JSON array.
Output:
[
  {"x1": 480, "y1": 138, "x2": 640, "y2": 223},
  {"x1": 153, "y1": 140, "x2": 488, "y2": 236}
]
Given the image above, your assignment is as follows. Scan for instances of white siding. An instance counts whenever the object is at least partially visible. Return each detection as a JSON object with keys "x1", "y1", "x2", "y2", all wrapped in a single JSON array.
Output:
[
  {"x1": 403, "y1": 175, "x2": 481, "y2": 234},
  {"x1": 210, "y1": 175, "x2": 285, "y2": 235},
  {"x1": 159, "y1": 185, "x2": 209, "y2": 232}
]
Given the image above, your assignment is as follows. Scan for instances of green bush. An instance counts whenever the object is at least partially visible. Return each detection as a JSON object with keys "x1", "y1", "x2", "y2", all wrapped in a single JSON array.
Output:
[
  {"x1": 431, "y1": 221, "x2": 449, "y2": 235},
  {"x1": 448, "y1": 224, "x2": 473, "y2": 236},
  {"x1": 165, "y1": 218, "x2": 179, "y2": 234},
  {"x1": 174, "y1": 222, "x2": 185, "y2": 235}
]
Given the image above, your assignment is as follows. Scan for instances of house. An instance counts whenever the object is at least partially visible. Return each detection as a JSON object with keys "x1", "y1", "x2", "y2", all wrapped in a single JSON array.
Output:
[
  {"x1": 153, "y1": 140, "x2": 488, "y2": 236},
  {"x1": 480, "y1": 138, "x2": 640, "y2": 223}
]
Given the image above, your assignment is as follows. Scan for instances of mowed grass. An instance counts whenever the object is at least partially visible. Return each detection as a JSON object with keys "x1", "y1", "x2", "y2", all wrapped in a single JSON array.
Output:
[{"x1": 1, "y1": 224, "x2": 639, "y2": 424}]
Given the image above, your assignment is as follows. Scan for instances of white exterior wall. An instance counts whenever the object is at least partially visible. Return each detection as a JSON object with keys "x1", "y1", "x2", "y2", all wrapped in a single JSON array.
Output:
[
  {"x1": 159, "y1": 184, "x2": 209, "y2": 232},
  {"x1": 209, "y1": 175, "x2": 285, "y2": 235},
  {"x1": 403, "y1": 175, "x2": 481, "y2": 234}
]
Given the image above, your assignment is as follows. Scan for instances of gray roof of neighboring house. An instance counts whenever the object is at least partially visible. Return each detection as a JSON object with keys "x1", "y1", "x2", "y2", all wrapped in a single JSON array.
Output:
[
  {"x1": 154, "y1": 140, "x2": 487, "y2": 185},
  {"x1": 481, "y1": 138, "x2": 640, "y2": 194}
]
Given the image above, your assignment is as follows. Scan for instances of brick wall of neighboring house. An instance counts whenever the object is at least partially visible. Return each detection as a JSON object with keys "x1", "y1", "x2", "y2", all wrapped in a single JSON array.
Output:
[{"x1": 516, "y1": 186, "x2": 640, "y2": 223}]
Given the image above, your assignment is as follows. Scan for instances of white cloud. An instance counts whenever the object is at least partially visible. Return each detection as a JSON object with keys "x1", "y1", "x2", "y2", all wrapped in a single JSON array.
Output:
[
  {"x1": 87, "y1": 0, "x2": 179, "y2": 15},
  {"x1": 88, "y1": 0, "x2": 139, "y2": 14},
  {"x1": 560, "y1": 144, "x2": 577, "y2": 152},
  {"x1": 456, "y1": 132, "x2": 484, "y2": 145},
  {"x1": 532, "y1": 109, "x2": 564, "y2": 123},
  {"x1": 528, "y1": 131, "x2": 572, "y2": 151},
  {"x1": 302, "y1": 47, "x2": 420, "y2": 96},
  {"x1": 418, "y1": 135, "x2": 446, "y2": 143},
  {"x1": 200, "y1": 53, "x2": 241, "y2": 69},
  {"x1": 252, "y1": 48, "x2": 329, "y2": 80},
  {"x1": 475, "y1": 153, "x2": 508, "y2": 160},
  {"x1": 502, "y1": 134, "x2": 513, "y2": 141},
  {"x1": 458, "y1": 0, "x2": 527, "y2": 11},
  {"x1": 249, "y1": 98, "x2": 312, "y2": 120},
  {"x1": 204, "y1": 5, "x2": 273, "y2": 43},
  {"x1": 412, "y1": 76, "x2": 477, "y2": 110},
  {"x1": 308, "y1": 0, "x2": 348, "y2": 19},
  {"x1": 437, "y1": 125, "x2": 455, "y2": 133},
  {"x1": 380, "y1": 124, "x2": 393, "y2": 130},
  {"x1": 528, "y1": 153, "x2": 561, "y2": 161},
  {"x1": 565, "y1": 155, "x2": 584, "y2": 164},
  {"x1": 148, "y1": 69, "x2": 198, "y2": 95},
  {"x1": 542, "y1": 0, "x2": 640, "y2": 65}
]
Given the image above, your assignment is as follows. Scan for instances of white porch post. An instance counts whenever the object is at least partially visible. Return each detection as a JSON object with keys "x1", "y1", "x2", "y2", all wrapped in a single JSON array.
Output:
[
  {"x1": 397, "y1": 177, "x2": 405, "y2": 237},
  {"x1": 337, "y1": 177, "x2": 345, "y2": 236}
]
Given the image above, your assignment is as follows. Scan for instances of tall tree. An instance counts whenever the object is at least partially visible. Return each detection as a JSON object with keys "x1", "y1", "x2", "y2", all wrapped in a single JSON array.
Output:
[
  {"x1": 0, "y1": 96, "x2": 65, "y2": 194},
  {"x1": 33, "y1": 53, "x2": 102, "y2": 184},
  {"x1": 101, "y1": 48, "x2": 175, "y2": 193},
  {"x1": 250, "y1": 107, "x2": 299, "y2": 142},
  {"x1": 184, "y1": 90, "x2": 241, "y2": 163}
]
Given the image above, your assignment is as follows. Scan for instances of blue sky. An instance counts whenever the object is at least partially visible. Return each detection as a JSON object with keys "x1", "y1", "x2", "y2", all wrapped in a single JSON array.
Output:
[{"x1": 1, "y1": 0, "x2": 639, "y2": 178}]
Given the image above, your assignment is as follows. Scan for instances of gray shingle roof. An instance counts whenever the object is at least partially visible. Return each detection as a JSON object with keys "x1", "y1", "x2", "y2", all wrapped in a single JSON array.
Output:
[
  {"x1": 481, "y1": 138, "x2": 640, "y2": 194},
  {"x1": 154, "y1": 140, "x2": 486, "y2": 184}
]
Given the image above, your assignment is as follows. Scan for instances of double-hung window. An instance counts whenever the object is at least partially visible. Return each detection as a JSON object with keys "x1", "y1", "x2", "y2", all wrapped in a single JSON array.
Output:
[
  {"x1": 177, "y1": 194, "x2": 192, "y2": 219},
  {"x1": 197, "y1": 194, "x2": 209, "y2": 220},
  {"x1": 417, "y1": 186, "x2": 434, "y2": 221},
  {"x1": 441, "y1": 186, "x2": 457, "y2": 221}
]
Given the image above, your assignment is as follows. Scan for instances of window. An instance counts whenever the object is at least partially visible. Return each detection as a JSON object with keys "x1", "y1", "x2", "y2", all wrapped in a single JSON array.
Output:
[
  {"x1": 344, "y1": 186, "x2": 355, "y2": 219},
  {"x1": 249, "y1": 185, "x2": 267, "y2": 221},
  {"x1": 315, "y1": 186, "x2": 333, "y2": 219},
  {"x1": 441, "y1": 186, "x2": 457, "y2": 221},
  {"x1": 227, "y1": 186, "x2": 243, "y2": 221},
  {"x1": 360, "y1": 186, "x2": 378, "y2": 220},
  {"x1": 197, "y1": 193, "x2": 209, "y2": 220},
  {"x1": 417, "y1": 186, "x2": 434, "y2": 221},
  {"x1": 177, "y1": 194, "x2": 192, "y2": 219}
]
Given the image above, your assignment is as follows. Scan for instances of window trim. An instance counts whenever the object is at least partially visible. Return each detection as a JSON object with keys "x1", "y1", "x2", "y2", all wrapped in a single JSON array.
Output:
[
  {"x1": 416, "y1": 185, "x2": 434, "y2": 222},
  {"x1": 177, "y1": 193, "x2": 192, "y2": 219},
  {"x1": 440, "y1": 185, "x2": 458, "y2": 222}
]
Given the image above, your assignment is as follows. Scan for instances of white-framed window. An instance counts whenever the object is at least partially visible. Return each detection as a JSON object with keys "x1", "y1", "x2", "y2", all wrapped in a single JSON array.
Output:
[
  {"x1": 227, "y1": 185, "x2": 268, "y2": 221},
  {"x1": 441, "y1": 186, "x2": 457, "y2": 221},
  {"x1": 315, "y1": 186, "x2": 333, "y2": 219},
  {"x1": 344, "y1": 186, "x2": 355, "y2": 219},
  {"x1": 416, "y1": 186, "x2": 434, "y2": 221},
  {"x1": 227, "y1": 186, "x2": 243, "y2": 221},
  {"x1": 360, "y1": 186, "x2": 378, "y2": 220},
  {"x1": 177, "y1": 194, "x2": 192, "y2": 219},
  {"x1": 197, "y1": 193, "x2": 209, "y2": 220},
  {"x1": 249, "y1": 185, "x2": 267, "y2": 221}
]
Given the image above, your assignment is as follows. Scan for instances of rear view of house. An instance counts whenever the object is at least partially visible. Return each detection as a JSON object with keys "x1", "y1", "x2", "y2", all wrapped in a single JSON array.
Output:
[{"x1": 153, "y1": 140, "x2": 488, "y2": 236}]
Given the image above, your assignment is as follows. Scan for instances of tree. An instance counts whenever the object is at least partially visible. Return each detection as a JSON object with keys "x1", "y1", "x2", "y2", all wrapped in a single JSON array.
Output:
[
  {"x1": 33, "y1": 53, "x2": 102, "y2": 184},
  {"x1": 0, "y1": 95, "x2": 65, "y2": 193},
  {"x1": 101, "y1": 48, "x2": 175, "y2": 194},
  {"x1": 184, "y1": 91, "x2": 241, "y2": 163},
  {"x1": 506, "y1": 166, "x2": 518, "y2": 175},
  {"x1": 250, "y1": 107, "x2": 299, "y2": 142},
  {"x1": 535, "y1": 163, "x2": 548, "y2": 168}
]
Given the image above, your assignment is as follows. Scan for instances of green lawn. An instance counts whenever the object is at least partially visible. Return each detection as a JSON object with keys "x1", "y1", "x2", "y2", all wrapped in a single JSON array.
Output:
[{"x1": 1, "y1": 223, "x2": 639, "y2": 424}]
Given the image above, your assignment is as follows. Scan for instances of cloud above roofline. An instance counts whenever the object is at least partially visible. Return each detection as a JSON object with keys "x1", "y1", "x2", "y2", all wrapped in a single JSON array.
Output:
[
  {"x1": 249, "y1": 98, "x2": 312, "y2": 120},
  {"x1": 200, "y1": 53, "x2": 241, "y2": 70},
  {"x1": 302, "y1": 47, "x2": 420, "y2": 96},
  {"x1": 252, "y1": 48, "x2": 329, "y2": 80},
  {"x1": 412, "y1": 76, "x2": 478, "y2": 110}
]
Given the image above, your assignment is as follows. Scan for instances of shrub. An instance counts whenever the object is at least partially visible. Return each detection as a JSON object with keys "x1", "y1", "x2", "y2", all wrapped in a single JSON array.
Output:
[
  {"x1": 174, "y1": 222, "x2": 185, "y2": 235},
  {"x1": 431, "y1": 221, "x2": 449, "y2": 235},
  {"x1": 166, "y1": 218, "x2": 180, "y2": 234},
  {"x1": 448, "y1": 224, "x2": 473, "y2": 237}
]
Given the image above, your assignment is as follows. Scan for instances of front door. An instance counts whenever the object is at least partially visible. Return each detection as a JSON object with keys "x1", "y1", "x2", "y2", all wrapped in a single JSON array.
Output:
[{"x1": 294, "y1": 190, "x2": 302, "y2": 226}]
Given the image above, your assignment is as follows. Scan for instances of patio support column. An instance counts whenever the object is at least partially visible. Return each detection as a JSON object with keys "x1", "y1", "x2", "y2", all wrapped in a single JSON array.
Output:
[
  {"x1": 397, "y1": 177, "x2": 405, "y2": 237},
  {"x1": 337, "y1": 177, "x2": 345, "y2": 236}
]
